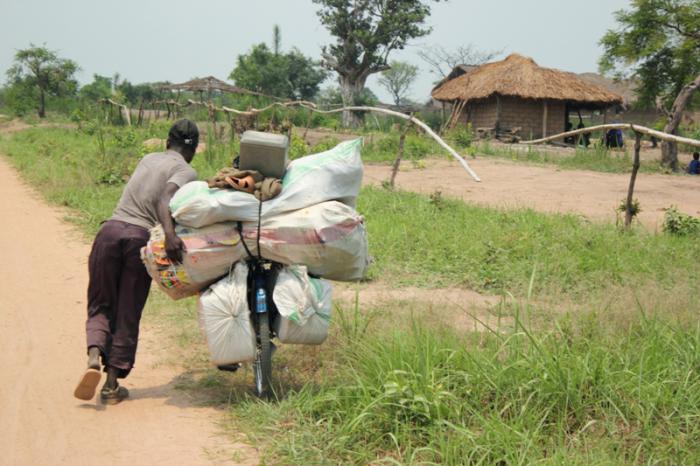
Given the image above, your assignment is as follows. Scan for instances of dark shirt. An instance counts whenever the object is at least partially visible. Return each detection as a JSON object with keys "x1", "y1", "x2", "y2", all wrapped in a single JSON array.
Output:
[{"x1": 688, "y1": 159, "x2": 700, "y2": 175}]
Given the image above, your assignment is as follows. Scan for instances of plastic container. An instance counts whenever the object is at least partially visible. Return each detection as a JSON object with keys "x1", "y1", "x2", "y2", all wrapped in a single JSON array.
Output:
[{"x1": 239, "y1": 131, "x2": 289, "y2": 179}]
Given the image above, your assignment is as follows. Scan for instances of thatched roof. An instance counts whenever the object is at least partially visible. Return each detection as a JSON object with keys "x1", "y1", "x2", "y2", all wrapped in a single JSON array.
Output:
[
  {"x1": 432, "y1": 54, "x2": 623, "y2": 107},
  {"x1": 159, "y1": 76, "x2": 264, "y2": 96},
  {"x1": 576, "y1": 72, "x2": 637, "y2": 107},
  {"x1": 432, "y1": 64, "x2": 477, "y2": 93}
]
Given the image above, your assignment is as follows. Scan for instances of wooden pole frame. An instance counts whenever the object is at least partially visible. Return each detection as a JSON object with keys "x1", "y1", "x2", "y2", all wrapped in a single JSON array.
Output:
[{"x1": 624, "y1": 132, "x2": 643, "y2": 229}]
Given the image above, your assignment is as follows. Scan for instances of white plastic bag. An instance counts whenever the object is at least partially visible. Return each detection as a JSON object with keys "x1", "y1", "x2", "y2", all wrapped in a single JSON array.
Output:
[
  {"x1": 142, "y1": 201, "x2": 369, "y2": 299},
  {"x1": 197, "y1": 262, "x2": 256, "y2": 365},
  {"x1": 273, "y1": 265, "x2": 332, "y2": 345},
  {"x1": 170, "y1": 138, "x2": 363, "y2": 228}
]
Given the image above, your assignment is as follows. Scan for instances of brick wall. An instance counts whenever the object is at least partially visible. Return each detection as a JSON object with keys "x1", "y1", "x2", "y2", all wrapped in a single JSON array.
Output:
[
  {"x1": 498, "y1": 97, "x2": 565, "y2": 139},
  {"x1": 458, "y1": 96, "x2": 567, "y2": 139}
]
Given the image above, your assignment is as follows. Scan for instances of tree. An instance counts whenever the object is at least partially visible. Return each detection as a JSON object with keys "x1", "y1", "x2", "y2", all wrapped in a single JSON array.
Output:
[
  {"x1": 6, "y1": 44, "x2": 79, "y2": 118},
  {"x1": 316, "y1": 85, "x2": 379, "y2": 107},
  {"x1": 230, "y1": 27, "x2": 328, "y2": 101},
  {"x1": 378, "y1": 61, "x2": 418, "y2": 106},
  {"x1": 314, "y1": 0, "x2": 440, "y2": 127},
  {"x1": 600, "y1": 0, "x2": 700, "y2": 170},
  {"x1": 418, "y1": 44, "x2": 500, "y2": 79},
  {"x1": 79, "y1": 74, "x2": 113, "y2": 102}
]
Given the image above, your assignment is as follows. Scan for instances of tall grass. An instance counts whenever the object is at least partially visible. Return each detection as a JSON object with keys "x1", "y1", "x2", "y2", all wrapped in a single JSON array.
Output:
[{"x1": 232, "y1": 301, "x2": 700, "y2": 464}]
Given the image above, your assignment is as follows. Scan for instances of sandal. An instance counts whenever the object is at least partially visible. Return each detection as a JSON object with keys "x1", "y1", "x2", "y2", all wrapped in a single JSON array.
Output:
[
  {"x1": 74, "y1": 368, "x2": 102, "y2": 401},
  {"x1": 100, "y1": 384, "x2": 129, "y2": 405}
]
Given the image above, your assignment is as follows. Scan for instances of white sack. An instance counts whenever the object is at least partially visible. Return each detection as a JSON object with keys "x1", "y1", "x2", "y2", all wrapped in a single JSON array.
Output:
[
  {"x1": 142, "y1": 201, "x2": 369, "y2": 300},
  {"x1": 197, "y1": 263, "x2": 256, "y2": 365},
  {"x1": 170, "y1": 138, "x2": 363, "y2": 228},
  {"x1": 273, "y1": 265, "x2": 332, "y2": 345}
]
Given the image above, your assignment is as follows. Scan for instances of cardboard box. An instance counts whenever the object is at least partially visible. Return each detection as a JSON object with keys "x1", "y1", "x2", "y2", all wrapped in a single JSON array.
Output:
[{"x1": 239, "y1": 131, "x2": 289, "y2": 178}]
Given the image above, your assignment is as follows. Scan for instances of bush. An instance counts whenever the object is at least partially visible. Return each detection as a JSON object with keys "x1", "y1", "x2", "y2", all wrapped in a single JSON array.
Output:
[
  {"x1": 446, "y1": 124, "x2": 474, "y2": 149},
  {"x1": 663, "y1": 206, "x2": 700, "y2": 236}
]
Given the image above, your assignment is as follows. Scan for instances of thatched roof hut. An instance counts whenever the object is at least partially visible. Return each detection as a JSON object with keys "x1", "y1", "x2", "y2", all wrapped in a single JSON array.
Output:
[
  {"x1": 159, "y1": 76, "x2": 265, "y2": 97},
  {"x1": 432, "y1": 54, "x2": 624, "y2": 139}
]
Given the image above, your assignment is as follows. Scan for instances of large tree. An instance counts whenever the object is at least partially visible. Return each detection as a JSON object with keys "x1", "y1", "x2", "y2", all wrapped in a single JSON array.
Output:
[
  {"x1": 378, "y1": 61, "x2": 418, "y2": 106},
  {"x1": 600, "y1": 0, "x2": 700, "y2": 170},
  {"x1": 314, "y1": 0, "x2": 440, "y2": 127},
  {"x1": 230, "y1": 27, "x2": 327, "y2": 101},
  {"x1": 6, "y1": 44, "x2": 79, "y2": 118}
]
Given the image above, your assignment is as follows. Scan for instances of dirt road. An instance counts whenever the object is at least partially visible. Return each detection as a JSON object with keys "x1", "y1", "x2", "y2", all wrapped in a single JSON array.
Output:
[
  {"x1": 0, "y1": 158, "x2": 257, "y2": 465},
  {"x1": 364, "y1": 158, "x2": 700, "y2": 229}
]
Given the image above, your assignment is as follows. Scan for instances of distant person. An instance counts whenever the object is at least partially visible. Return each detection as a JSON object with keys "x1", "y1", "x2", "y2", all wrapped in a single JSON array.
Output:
[
  {"x1": 605, "y1": 128, "x2": 624, "y2": 148},
  {"x1": 577, "y1": 120, "x2": 591, "y2": 148},
  {"x1": 74, "y1": 119, "x2": 199, "y2": 404},
  {"x1": 688, "y1": 152, "x2": 700, "y2": 175}
]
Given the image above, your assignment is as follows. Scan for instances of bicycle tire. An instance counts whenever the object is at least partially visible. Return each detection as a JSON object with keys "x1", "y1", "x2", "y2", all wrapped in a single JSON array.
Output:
[{"x1": 254, "y1": 314, "x2": 273, "y2": 398}]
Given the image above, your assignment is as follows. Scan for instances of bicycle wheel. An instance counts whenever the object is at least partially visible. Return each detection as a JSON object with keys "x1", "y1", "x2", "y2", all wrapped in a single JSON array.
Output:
[{"x1": 254, "y1": 313, "x2": 273, "y2": 398}]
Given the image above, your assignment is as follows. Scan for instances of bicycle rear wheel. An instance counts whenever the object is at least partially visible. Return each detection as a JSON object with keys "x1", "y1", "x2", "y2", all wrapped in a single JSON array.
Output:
[{"x1": 254, "y1": 314, "x2": 273, "y2": 398}]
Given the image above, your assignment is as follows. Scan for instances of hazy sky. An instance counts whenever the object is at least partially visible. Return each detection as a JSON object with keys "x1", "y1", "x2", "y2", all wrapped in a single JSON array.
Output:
[{"x1": 1, "y1": 0, "x2": 631, "y2": 103}]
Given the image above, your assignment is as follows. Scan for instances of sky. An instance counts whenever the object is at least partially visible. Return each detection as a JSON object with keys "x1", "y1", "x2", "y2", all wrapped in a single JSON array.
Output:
[{"x1": 0, "y1": 0, "x2": 631, "y2": 103}]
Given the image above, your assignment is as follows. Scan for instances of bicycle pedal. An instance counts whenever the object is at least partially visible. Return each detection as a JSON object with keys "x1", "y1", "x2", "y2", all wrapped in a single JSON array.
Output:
[{"x1": 216, "y1": 363, "x2": 241, "y2": 372}]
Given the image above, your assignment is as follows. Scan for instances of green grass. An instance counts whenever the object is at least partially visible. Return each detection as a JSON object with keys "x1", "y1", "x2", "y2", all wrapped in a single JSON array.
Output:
[
  {"x1": 360, "y1": 186, "x2": 700, "y2": 300},
  {"x1": 475, "y1": 139, "x2": 668, "y2": 174},
  {"x1": 229, "y1": 301, "x2": 700, "y2": 465}
]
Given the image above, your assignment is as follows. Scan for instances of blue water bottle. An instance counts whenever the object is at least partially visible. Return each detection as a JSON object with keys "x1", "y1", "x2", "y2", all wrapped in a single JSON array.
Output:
[{"x1": 256, "y1": 287, "x2": 267, "y2": 314}]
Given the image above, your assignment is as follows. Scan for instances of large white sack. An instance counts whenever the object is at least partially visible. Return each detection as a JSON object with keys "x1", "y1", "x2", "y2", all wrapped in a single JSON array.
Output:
[
  {"x1": 170, "y1": 138, "x2": 363, "y2": 228},
  {"x1": 238, "y1": 201, "x2": 369, "y2": 281},
  {"x1": 273, "y1": 265, "x2": 332, "y2": 345},
  {"x1": 197, "y1": 263, "x2": 257, "y2": 365},
  {"x1": 142, "y1": 201, "x2": 369, "y2": 300}
]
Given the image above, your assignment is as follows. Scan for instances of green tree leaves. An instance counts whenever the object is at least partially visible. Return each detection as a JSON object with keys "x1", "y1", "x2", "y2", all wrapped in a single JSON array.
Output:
[
  {"x1": 7, "y1": 44, "x2": 79, "y2": 118},
  {"x1": 378, "y1": 61, "x2": 419, "y2": 106},
  {"x1": 229, "y1": 28, "x2": 327, "y2": 100},
  {"x1": 599, "y1": 0, "x2": 700, "y2": 109}
]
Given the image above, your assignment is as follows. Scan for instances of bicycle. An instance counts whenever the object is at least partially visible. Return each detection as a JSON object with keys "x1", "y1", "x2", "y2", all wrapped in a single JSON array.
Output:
[{"x1": 246, "y1": 258, "x2": 280, "y2": 398}]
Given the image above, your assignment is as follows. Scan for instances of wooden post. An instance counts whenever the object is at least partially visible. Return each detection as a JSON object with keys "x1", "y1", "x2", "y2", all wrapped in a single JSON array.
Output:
[
  {"x1": 495, "y1": 95, "x2": 502, "y2": 134},
  {"x1": 624, "y1": 132, "x2": 643, "y2": 229},
  {"x1": 389, "y1": 118, "x2": 412, "y2": 188},
  {"x1": 542, "y1": 100, "x2": 548, "y2": 138},
  {"x1": 302, "y1": 107, "x2": 313, "y2": 141}
]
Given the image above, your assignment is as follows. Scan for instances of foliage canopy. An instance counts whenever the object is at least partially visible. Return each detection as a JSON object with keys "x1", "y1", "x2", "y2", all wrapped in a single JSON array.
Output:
[
  {"x1": 378, "y1": 61, "x2": 419, "y2": 106},
  {"x1": 6, "y1": 44, "x2": 79, "y2": 118},
  {"x1": 230, "y1": 28, "x2": 327, "y2": 101},
  {"x1": 599, "y1": 0, "x2": 700, "y2": 109}
]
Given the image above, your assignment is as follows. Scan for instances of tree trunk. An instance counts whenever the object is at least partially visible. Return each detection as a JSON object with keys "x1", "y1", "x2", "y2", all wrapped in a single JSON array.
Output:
[
  {"x1": 661, "y1": 73, "x2": 700, "y2": 171},
  {"x1": 339, "y1": 74, "x2": 367, "y2": 128},
  {"x1": 38, "y1": 88, "x2": 46, "y2": 118}
]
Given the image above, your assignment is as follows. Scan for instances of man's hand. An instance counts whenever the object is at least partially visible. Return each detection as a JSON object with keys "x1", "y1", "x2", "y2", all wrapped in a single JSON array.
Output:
[{"x1": 164, "y1": 234, "x2": 185, "y2": 263}]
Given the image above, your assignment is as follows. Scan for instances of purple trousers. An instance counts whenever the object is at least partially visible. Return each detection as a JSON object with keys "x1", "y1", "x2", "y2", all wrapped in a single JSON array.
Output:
[{"x1": 86, "y1": 220, "x2": 151, "y2": 378}]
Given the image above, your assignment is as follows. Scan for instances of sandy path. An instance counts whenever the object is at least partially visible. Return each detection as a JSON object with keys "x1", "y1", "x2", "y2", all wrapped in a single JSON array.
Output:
[
  {"x1": 0, "y1": 158, "x2": 257, "y2": 465},
  {"x1": 364, "y1": 158, "x2": 700, "y2": 230}
]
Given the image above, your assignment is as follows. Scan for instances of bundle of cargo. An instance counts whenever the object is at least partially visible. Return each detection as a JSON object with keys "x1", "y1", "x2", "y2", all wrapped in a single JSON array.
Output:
[
  {"x1": 142, "y1": 200, "x2": 368, "y2": 299},
  {"x1": 141, "y1": 137, "x2": 367, "y2": 362}
]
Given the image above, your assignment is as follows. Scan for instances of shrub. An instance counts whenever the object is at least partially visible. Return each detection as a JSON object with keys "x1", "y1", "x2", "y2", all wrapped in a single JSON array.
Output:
[{"x1": 663, "y1": 206, "x2": 700, "y2": 236}]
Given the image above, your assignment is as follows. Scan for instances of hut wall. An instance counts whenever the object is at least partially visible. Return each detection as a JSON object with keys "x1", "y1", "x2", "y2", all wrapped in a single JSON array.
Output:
[
  {"x1": 498, "y1": 97, "x2": 565, "y2": 139},
  {"x1": 459, "y1": 98, "x2": 498, "y2": 129}
]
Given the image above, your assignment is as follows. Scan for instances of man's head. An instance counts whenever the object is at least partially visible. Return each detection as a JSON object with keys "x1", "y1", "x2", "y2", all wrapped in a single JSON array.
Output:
[
  {"x1": 693, "y1": 152, "x2": 699, "y2": 161},
  {"x1": 167, "y1": 119, "x2": 199, "y2": 163}
]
